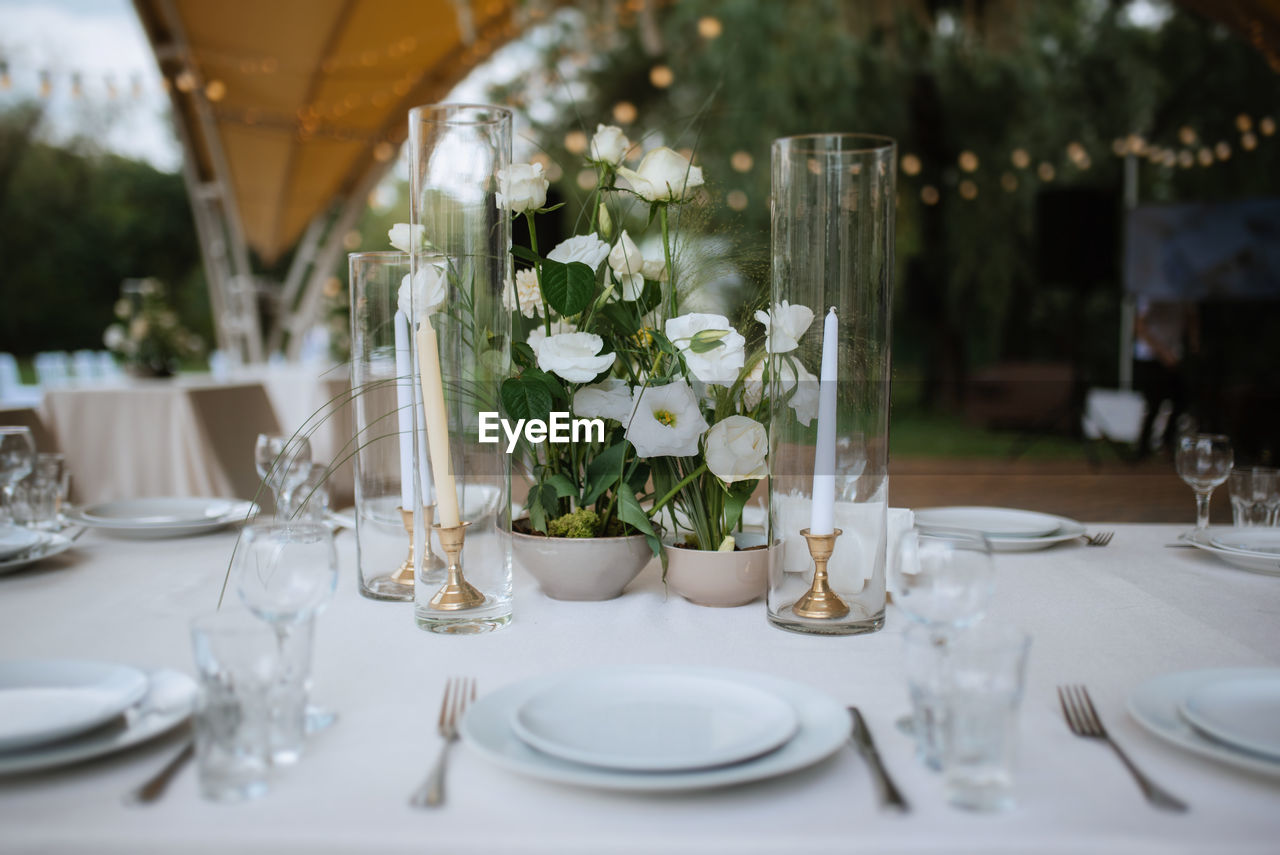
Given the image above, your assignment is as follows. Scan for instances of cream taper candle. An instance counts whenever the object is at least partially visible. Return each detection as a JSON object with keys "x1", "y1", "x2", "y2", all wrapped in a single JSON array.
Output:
[
  {"x1": 416, "y1": 320, "x2": 460, "y2": 528},
  {"x1": 809, "y1": 306, "x2": 838, "y2": 535}
]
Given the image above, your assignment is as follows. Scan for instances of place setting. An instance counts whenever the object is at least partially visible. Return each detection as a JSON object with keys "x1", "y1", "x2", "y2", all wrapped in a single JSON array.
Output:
[
  {"x1": 912, "y1": 506, "x2": 1091, "y2": 552},
  {"x1": 1174, "y1": 437, "x2": 1280, "y2": 574}
]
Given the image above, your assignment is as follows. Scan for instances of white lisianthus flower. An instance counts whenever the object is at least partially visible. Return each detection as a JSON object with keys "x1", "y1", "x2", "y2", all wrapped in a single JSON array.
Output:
[
  {"x1": 641, "y1": 257, "x2": 667, "y2": 282},
  {"x1": 573, "y1": 378, "x2": 635, "y2": 425},
  {"x1": 506, "y1": 268, "x2": 542, "y2": 318},
  {"x1": 388, "y1": 223, "x2": 427, "y2": 252},
  {"x1": 754, "y1": 301, "x2": 815, "y2": 354},
  {"x1": 536, "y1": 332, "x2": 615, "y2": 383},
  {"x1": 704, "y1": 416, "x2": 769, "y2": 483},
  {"x1": 625, "y1": 381, "x2": 709, "y2": 458},
  {"x1": 617, "y1": 146, "x2": 705, "y2": 203},
  {"x1": 526, "y1": 319, "x2": 577, "y2": 357},
  {"x1": 607, "y1": 230, "x2": 649, "y2": 300},
  {"x1": 665, "y1": 313, "x2": 746, "y2": 386},
  {"x1": 546, "y1": 233, "x2": 610, "y2": 270},
  {"x1": 742, "y1": 358, "x2": 819, "y2": 426},
  {"x1": 496, "y1": 162, "x2": 549, "y2": 214},
  {"x1": 397, "y1": 262, "x2": 448, "y2": 321},
  {"x1": 589, "y1": 124, "x2": 630, "y2": 166}
]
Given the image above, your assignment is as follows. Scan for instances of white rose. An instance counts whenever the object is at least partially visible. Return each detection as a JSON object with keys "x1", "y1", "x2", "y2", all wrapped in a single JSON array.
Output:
[
  {"x1": 496, "y1": 162, "x2": 549, "y2": 214},
  {"x1": 103, "y1": 324, "x2": 127, "y2": 350},
  {"x1": 665, "y1": 313, "x2": 746, "y2": 386},
  {"x1": 507, "y1": 268, "x2": 542, "y2": 318},
  {"x1": 704, "y1": 416, "x2": 768, "y2": 483},
  {"x1": 607, "y1": 231, "x2": 649, "y2": 300},
  {"x1": 641, "y1": 257, "x2": 667, "y2": 282},
  {"x1": 625, "y1": 381, "x2": 709, "y2": 458},
  {"x1": 536, "y1": 332, "x2": 615, "y2": 383},
  {"x1": 526, "y1": 319, "x2": 577, "y2": 357},
  {"x1": 388, "y1": 223, "x2": 426, "y2": 252},
  {"x1": 546, "y1": 233, "x2": 610, "y2": 270},
  {"x1": 617, "y1": 146, "x2": 705, "y2": 203},
  {"x1": 397, "y1": 262, "x2": 448, "y2": 321},
  {"x1": 754, "y1": 301, "x2": 815, "y2": 354},
  {"x1": 589, "y1": 124, "x2": 630, "y2": 166},
  {"x1": 573, "y1": 378, "x2": 635, "y2": 425}
]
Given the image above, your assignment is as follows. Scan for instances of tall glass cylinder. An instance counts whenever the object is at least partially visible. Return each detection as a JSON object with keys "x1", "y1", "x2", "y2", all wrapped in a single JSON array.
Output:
[
  {"x1": 408, "y1": 103, "x2": 513, "y2": 633},
  {"x1": 767, "y1": 134, "x2": 896, "y2": 636},
  {"x1": 348, "y1": 251, "x2": 444, "y2": 602}
]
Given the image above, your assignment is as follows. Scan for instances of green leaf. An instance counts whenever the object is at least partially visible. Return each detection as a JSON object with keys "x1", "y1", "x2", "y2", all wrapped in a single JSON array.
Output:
[
  {"x1": 581, "y1": 442, "x2": 628, "y2": 507},
  {"x1": 545, "y1": 473, "x2": 578, "y2": 502},
  {"x1": 511, "y1": 245, "x2": 542, "y2": 265},
  {"x1": 541, "y1": 259, "x2": 596, "y2": 316},
  {"x1": 599, "y1": 303, "x2": 640, "y2": 338},
  {"x1": 527, "y1": 484, "x2": 549, "y2": 533},
  {"x1": 522, "y1": 367, "x2": 567, "y2": 404},
  {"x1": 536, "y1": 202, "x2": 566, "y2": 214},
  {"x1": 636, "y1": 280, "x2": 663, "y2": 315},
  {"x1": 501, "y1": 376, "x2": 553, "y2": 424},
  {"x1": 722, "y1": 479, "x2": 757, "y2": 535},
  {"x1": 617, "y1": 490, "x2": 662, "y2": 561},
  {"x1": 511, "y1": 341, "x2": 536, "y2": 369}
]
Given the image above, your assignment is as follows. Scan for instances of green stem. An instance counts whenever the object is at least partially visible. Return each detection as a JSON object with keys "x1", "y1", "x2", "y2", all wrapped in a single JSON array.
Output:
[
  {"x1": 650, "y1": 461, "x2": 707, "y2": 516},
  {"x1": 659, "y1": 204, "x2": 675, "y2": 318}
]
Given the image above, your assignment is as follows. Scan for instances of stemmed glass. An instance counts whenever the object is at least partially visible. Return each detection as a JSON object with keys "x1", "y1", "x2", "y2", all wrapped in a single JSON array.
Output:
[
  {"x1": 233, "y1": 521, "x2": 338, "y2": 762},
  {"x1": 1175, "y1": 433, "x2": 1233, "y2": 531},
  {"x1": 0, "y1": 427, "x2": 36, "y2": 521},
  {"x1": 254, "y1": 434, "x2": 312, "y2": 519}
]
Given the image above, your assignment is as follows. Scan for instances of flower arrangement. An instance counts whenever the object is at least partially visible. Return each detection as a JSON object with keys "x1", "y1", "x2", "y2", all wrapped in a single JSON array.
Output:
[
  {"x1": 103, "y1": 278, "x2": 204, "y2": 377},
  {"x1": 390, "y1": 123, "x2": 820, "y2": 561}
]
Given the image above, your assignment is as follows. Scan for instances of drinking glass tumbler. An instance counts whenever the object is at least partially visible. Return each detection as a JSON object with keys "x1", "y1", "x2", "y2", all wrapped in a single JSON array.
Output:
[{"x1": 1228, "y1": 467, "x2": 1279, "y2": 527}]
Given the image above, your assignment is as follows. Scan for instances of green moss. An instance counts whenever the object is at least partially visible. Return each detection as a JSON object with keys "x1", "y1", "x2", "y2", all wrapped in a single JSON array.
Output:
[{"x1": 548, "y1": 508, "x2": 600, "y2": 538}]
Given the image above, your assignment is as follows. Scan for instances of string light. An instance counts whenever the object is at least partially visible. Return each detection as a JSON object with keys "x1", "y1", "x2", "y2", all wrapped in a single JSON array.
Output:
[
  {"x1": 1011, "y1": 148, "x2": 1030, "y2": 169},
  {"x1": 1261, "y1": 117, "x2": 1276, "y2": 136},
  {"x1": 204, "y1": 79, "x2": 226, "y2": 102},
  {"x1": 730, "y1": 151, "x2": 754, "y2": 172},
  {"x1": 1127, "y1": 134, "x2": 1147, "y2": 155},
  {"x1": 900, "y1": 154, "x2": 921, "y2": 176},
  {"x1": 726, "y1": 190, "x2": 748, "y2": 211},
  {"x1": 576, "y1": 169, "x2": 597, "y2": 190},
  {"x1": 1177, "y1": 150, "x2": 1194, "y2": 168},
  {"x1": 373, "y1": 141, "x2": 396, "y2": 162},
  {"x1": 174, "y1": 70, "x2": 197, "y2": 93},
  {"x1": 1161, "y1": 150, "x2": 1176, "y2": 168},
  {"x1": 1111, "y1": 138, "x2": 1127, "y2": 156},
  {"x1": 1215, "y1": 141, "x2": 1232, "y2": 160},
  {"x1": 1242, "y1": 132, "x2": 1259, "y2": 151},
  {"x1": 697, "y1": 16, "x2": 723, "y2": 39},
  {"x1": 564, "y1": 130, "x2": 588, "y2": 154},
  {"x1": 1236, "y1": 113, "x2": 1253, "y2": 132},
  {"x1": 958, "y1": 150, "x2": 979, "y2": 172},
  {"x1": 1197, "y1": 147, "x2": 1214, "y2": 166},
  {"x1": 1000, "y1": 172, "x2": 1018, "y2": 192},
  {"x1": 958, "y1": 179, "x2": 978, "y2": 200},
  {"x1": 649, "y1": 65, "x2": 673, "y2": 88},
  {"x1": 921, "y1": 185, "x2": 940, "y2": 205},
  {"x1": 1037, "y1": 162, "x2": 1055, "y2": 182},
  {"x1": 1178, "y1": 126, "x2": 1197, "y2": 145},
  {"x1": 612, "y1": 101, "x2": 637, "y2": 124}
]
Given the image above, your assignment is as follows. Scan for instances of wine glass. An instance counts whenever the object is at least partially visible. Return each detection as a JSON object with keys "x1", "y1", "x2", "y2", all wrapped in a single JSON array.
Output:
[
  {"x1": 254, "y1": 434, "x2": 312, "y2": 519},
  {"x1": 233, "y1": 521, "x2": 338, "y2": 760},
  {"x1": 0, "y1": 427, "x2": 36, "y2": 521},
  {"x1": 1175, "y1": 433, "x2": 1233, "y2": 531}
]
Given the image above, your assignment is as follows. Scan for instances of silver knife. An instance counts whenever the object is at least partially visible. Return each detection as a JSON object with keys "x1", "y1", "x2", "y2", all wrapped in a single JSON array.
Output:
[{"x1": 848, "y1": 706, "x2": 909, "y2": 812}]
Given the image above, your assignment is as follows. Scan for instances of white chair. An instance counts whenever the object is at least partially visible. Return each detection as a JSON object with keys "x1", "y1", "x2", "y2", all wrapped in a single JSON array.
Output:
[
  {"x1": 34, "y1": 352, "x2": 72, "y2": 388},
  {"x1": 0, "y1": 353, "x2": 42, "y2": 407},
  {"x1": 72, "y1": 350, "x2": 100, "y2": 381},
  {"x1": 1082, "y1": 388, "x2": 1146, "y2": 444},
  {"x1": 97, "y1": 351, "x2": 122, "y2": 379}
]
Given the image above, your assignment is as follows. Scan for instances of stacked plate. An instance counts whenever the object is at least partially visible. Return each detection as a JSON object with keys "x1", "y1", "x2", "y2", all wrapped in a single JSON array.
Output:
[
  {"x1": 1182, "y1": 527, "x2": 1280, "y2": 575},
  {"x1": 67, "y1": 497, "x2": 255, "y2": 539},
  {"x1": 0, "y1": 660, "x2": 196, "y2": 774},
  {"x1": 461, "y1": 665, "x2": 850, "y2": 791},
  {"x1": 1129, "y1": 668, "x2": 1280, "y2": 778},
  {"x1": 0, "y1": 525, "x2": 75, "y2": 576},
  {"x1": 914, "y1": 506, "x2": 1086, "y2": 552}
]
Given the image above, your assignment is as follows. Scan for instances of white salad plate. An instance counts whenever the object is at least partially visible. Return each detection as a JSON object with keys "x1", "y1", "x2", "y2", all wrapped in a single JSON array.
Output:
[
  {"x1": 0, "y1": 525, "x2": 43, "y2": 561},
  {"x1": 0, "y1": 533, "x2": 74, "y2": 576},
  {"x1": 463, "y1": 666, "x2": 848, "y2": 792},
  {"x1": 68, "y1": 498, "x2": 255, "y2": 538},
  {"x1": 1182, "y1": 529, "x2": 1280, "y2": 575},
  {"x1": 0, "y1": 669, "x2": 196, "y2": 775},
  {"x1": 914, "y1": 507, "x2": 1085, "y2": 552},
  {"x1": 1209, "y1": 529, "x2": 1280, "y2": 556},
  {"x1": 1180, "y1": 675, "x2": 1280, "y2": 761},
  {"x1": 511, "y1": 668, "x2": 800, "y2": 771},
  {"x1": 1129, "y1": 667, "x2": 1280, "y2": 778},
  {"x1": 0, "y1": 660, "x2": 150, "y2": 752}
]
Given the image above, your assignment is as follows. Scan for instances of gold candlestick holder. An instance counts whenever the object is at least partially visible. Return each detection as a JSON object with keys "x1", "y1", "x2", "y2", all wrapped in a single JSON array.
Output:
[
  {"x1": 428, "y1": 520, "x2": 486, "y2": 610},
  {"x1": 394, "y1": 505, "x2": 447, "y2": 587},
  {"x1": 792, "y1": 527, "x2": 849, "y2": 619}
]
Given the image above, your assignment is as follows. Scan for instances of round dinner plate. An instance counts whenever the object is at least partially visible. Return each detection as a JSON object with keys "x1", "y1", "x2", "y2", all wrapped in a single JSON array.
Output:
[
  {"x1": 1128, "y1": 667, "x2": 1280, "y2": 779},
  {"x1": 0, "y1": 532, "x2": 74, "y2": 576},
  {"x1": 0, "y1": 660, "x2": 149, "y2": 752},
  {"x1": 0, "y1": 669, "x2": 196, "y2": 775},
  {"x1": 0, "y1": 525, "x2": 44, "y2": 561},
  {"x1": 68, "y1": 498, "x2": 256, "y2": 539},
  {"x1": 1180, "y1": 675, "x2": 1280, "y2": 760},
  {"x1": 1209, "y1": 529, "x2": 1280, "y2": 557},
  {"x1": 914, "y1": 506, "x2": 1064, "y2": 538},
  {"x1": 462, "y1": 667, "x2": 849, "y2": 792},
  {"x1": 1182, "y1": 529, "x2": 1280, "y2": 575},
  {"x1": 511, "y1": 668, "x2": 799, "y2": 771},
  {"x1": 914, "y1": 507, "x2": 1085, "y2": 553}
]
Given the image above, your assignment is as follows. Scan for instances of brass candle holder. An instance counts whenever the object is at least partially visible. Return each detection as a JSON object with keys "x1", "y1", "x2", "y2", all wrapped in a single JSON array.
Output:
[
  {"x1": 428, "y1": 520, "x2": 485, "y2": 610},
  {"x1": 394, "y1": 505, "x2": 446, "y2": 587},
  {"x1": 792, "y1": 527, "x2": 849, "y2": 619}
]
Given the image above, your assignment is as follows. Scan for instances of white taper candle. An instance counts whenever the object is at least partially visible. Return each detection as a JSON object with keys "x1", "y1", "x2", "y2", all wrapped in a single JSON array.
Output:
[
  {"x1": 809, "y1": 306, "x2": 838, "y2": 535},
  {"x1": 416, "y1": 320, "x2": 460, "y2": 528}
]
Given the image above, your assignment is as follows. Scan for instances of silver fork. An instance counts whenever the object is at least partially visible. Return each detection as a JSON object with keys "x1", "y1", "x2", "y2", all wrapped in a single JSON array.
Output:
[
  {"x1": 1082, "y1": 531, "x2": 1114, "y2": 547},
  {"x1": 1057, "y1": 685, "x2": 1187, "y2": 812},
  {"x1": 409, "y1": 677, "x2": 475, "y2": 808}
]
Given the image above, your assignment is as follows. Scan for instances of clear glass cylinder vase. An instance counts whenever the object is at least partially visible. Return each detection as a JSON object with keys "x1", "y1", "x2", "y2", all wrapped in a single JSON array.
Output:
[
  {"x1": 767, "y1": 133, "x2": 896, "y2": 636},
  {"x1": 347, "y1": 251, "x2": 444, "y2": 602},
  {"x1": 408, "y1": 103, "x2": 514, "y2": 633}
]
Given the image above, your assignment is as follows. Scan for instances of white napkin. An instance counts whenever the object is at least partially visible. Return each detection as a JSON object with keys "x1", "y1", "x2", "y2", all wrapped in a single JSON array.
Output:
[{"x1": 773, "y1": 490, "x2": 913, "y2": 590}]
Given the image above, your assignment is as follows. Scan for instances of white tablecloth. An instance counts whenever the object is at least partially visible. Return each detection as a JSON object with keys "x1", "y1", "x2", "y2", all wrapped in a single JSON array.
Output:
[{"x1": 0, "y1": 523, "x2": 1277, "y2": 854}]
